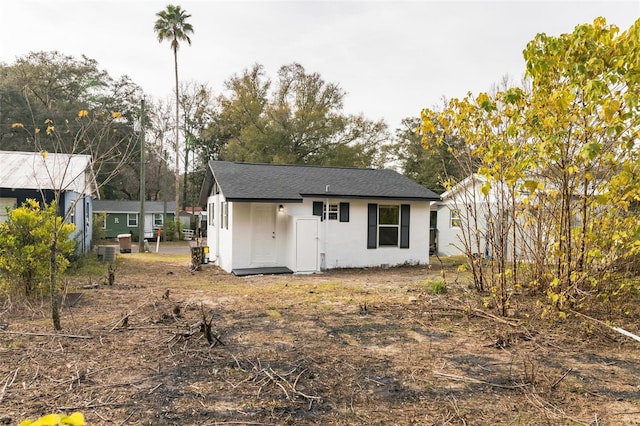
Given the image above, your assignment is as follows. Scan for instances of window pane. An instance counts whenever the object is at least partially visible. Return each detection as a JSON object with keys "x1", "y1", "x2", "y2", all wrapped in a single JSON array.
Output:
[
  {"x1": 379, "y1": 205, "x2": 399, "y2": 225},
  {"x1": 328, "y1": 204, "x2": 338, "y2": 220},
  {"x1": 379, "y1": 226, "x2": 398, "y2": 246},
  {"x1": 450, "y1": 209, "x2": 461, "y2": 228}
]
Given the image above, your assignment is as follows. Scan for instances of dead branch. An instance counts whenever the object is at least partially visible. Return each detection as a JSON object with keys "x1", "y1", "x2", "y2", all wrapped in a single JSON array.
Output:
[
  {"x1": 447, "y1": 395, "x2": 467, "y2": 426},
  {"x1": 571, "y1": 309, "x2": 640, "y2": 343},
  {"x1": 199, "y1": 304, "x2": 224, "y2": 346},
  {"x1": 0, "y1": 367, "x2": 19, "y2": 403},
  {"x1": 433, "y1": 370, "x2": 528, "y2": 389},
  {"x1": 550, "y1": 368, "x2": 572, "y2": 389},
  {"x1": 468, "y1": 307, "x2": 520, "y2": 326},
  {"x1": 107, "y1": 300, "x2": 153, "y2": 332},
  {"x1": 229, "y1": 356, "x2": 321, "y2": 407},
  {"x1": 1, "y1": 330, "x2": 93, "y2": 339},
  {"x1": 262, "y1": 366, "x2": 321, "y2": 408},
  {"x1": 424, "y1": 301, "x2": 520, "y2": 327}
]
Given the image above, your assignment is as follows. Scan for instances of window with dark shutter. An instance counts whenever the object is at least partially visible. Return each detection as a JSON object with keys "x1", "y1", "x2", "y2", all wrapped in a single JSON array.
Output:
[
  {"x1": 378, "y1": 205, "x2": 399, "y2": 246},
  {"x1": 367, "y1": 204, "x2": 377, "y2": 249},
  {"x1": 339, "y1": 202, "x2": 349, "y2": 222},
  {"x1": 312, "y1": 201, "x2": 324, "y2": 221},
  {"x1": 400, "y1": 204, "x2": 410, "y2": 248}
]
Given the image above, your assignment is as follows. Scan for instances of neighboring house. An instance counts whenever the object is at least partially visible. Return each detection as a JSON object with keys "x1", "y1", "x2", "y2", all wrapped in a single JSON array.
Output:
[
  {"x1": 436, "y1": 174, "x2": 489, "y2": 257},
  {"x1": 178, "y1": 207, "x2": 208, "y2": 239},
  {"x1": 93, "y1": 200, "x2": 176, "y2": 240},
  {"x1": 437, "y1": 174, "x2": 542, "y2": 259},
  {"x1": 0, "y1": 150, "x2": 98, "y2": 254},
  {"x1": 199, "y1": 161, "x2": 440, "y2": 275}
]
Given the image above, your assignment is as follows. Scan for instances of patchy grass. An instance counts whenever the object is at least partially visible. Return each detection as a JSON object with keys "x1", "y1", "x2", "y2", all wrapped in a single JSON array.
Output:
[{"x1": 0, "y1": 256, "x2": 639, "y2": 425}]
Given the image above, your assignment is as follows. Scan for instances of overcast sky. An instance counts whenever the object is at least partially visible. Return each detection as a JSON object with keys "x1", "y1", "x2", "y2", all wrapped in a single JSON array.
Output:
[{"x1": 2, "y1": 1, "x2": 639, "y2": 130}]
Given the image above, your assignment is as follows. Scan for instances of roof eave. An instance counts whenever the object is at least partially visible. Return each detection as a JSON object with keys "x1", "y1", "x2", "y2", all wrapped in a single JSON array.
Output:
[
  {"x1": 224, "y1": 197, "x2": 304, "y2": 203},
  {"x1": 301, "y1": 193, "x2": 440, "y2": 201}
]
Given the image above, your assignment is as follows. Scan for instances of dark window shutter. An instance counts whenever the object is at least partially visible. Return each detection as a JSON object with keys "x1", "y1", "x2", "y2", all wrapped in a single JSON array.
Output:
[
  {"x1": 400, "y1": 204, "x2": 410, "y2": 248},
  {"x1": 367, "y1": 204, "x2": 377, "y2": 249},
  {"x1": 313, "y1": 201, "x2": 324, "y2": 221},
  {"x1": 339, "y1": 202, "x2": 350, "y2": 222}
]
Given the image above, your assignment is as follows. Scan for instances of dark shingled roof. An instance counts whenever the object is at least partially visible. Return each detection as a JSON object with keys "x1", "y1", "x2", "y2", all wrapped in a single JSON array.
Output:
[
  {"x1": 205, "y1": 161, "x2": 440, "y2": 202},
  {"x1": 93, "y1": 200, "x2": 177, "y2": 213}
]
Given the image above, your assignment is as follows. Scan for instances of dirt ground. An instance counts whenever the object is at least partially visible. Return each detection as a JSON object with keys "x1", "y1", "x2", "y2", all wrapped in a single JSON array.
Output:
[{"x1": 1, "y1": 252, "x2": 639, "y2": 425}]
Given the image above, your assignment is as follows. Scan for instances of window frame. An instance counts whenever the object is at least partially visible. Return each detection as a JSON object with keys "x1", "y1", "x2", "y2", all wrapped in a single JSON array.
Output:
[
  {"x1": 378, "y1": 204, "x2": 400, "y2": 247},
  {"x1": 153, "y1": 213, "x2": 163, "y2": 227},
  {"x1": 324, "y1": 203, "x2": 339, "y2": 221},
  {"x1": 127, "y1": 213, "x2": 138, "y2": 228},
  {"x1": 450, "y1": 209, "x2": 461, "y2": 228},
  {"x1": 222, "y1": 202, "x2": 228, "y2": 229}
]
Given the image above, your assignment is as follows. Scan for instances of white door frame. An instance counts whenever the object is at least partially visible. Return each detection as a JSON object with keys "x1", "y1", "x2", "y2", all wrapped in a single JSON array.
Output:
[
  {"x1": 295, "y1": 217, "x2": 320, "y2": 273},
  {"x1": 250, "y1": 204, "x2": 277, "y2": 265}
]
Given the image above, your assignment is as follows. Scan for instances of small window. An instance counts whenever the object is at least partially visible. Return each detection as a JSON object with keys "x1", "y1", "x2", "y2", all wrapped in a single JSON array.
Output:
[
  {"x1": 222, "y1": 202, "x2": 228, "y2": 229},
  {"x1": 324, "y1": 203, "x2": 338, "y2": 220},
  {"x1": 378, "y1": 205, "x2": 400, "y2": 246},
  {"x1": 153, "y1": 213, "x2": 163, "y2": 227},
  {"x1": 450, "y1": 209, "x2": 461, "y2": 228},
  {"x1": 127, "y1": 213, "x2": 138, "y2": 227},
  {"x1": 339, "y1": 203, "x2": 350, "y2": 222},
  {"x1": 430, "y1": 211, "x2": 437, "y2": 229},
  {"x1": 208, "y1": 202, "x2": 215, "y2": 226}
]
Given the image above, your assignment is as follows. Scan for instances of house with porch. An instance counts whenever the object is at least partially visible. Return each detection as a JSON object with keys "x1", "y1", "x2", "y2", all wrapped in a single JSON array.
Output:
[
  {"x1": 0, "y1": 150, "x2": 97, "y2": 254},
  {"x1": 93, "y1": 200, "x2": 176, "y2": 240},
  {"x1": 199, "y1": 161, "x2": 440, "y2": 275}
]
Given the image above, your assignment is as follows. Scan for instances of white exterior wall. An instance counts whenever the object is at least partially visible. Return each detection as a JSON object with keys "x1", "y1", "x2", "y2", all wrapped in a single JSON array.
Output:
[
  {"x1": 436, "y1": 201, "x2": 464, "y2": 256},
  {"x1": 206, "y1": 193, "x2": 235, "y2": 273},
  {"x1": 64, "y1": 191, "x2": 93, "y2": 254},
  {"x1": 0, "y1": 198, "x2": 16, "y2": 222},
  {"x1": 437, "y1": 177, "x2": 523, "y2": 258},
  {"x1": 283, "y1": 198, "x2": 431, "y2": 270},
  {"x1": 207, "y1": 193, "x2": 432, "y2": 273}
]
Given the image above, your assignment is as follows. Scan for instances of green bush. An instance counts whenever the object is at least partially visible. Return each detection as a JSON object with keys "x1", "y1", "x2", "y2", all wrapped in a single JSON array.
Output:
[
  {"x1": 162, "y1": 219, "x2": 184, "y2": 241},
  {"x1": 163, "y1": 220, "x2": 175, "y2": 241},
  {"x1": 92, "y1": 212, "x2": 106, "y2": 243},
  {"x1": 427, "y1": 279, "x2": 448, "y2": 295},
  {"x1": 0, "y1": 199, "x2": 74, "y2": 297}
]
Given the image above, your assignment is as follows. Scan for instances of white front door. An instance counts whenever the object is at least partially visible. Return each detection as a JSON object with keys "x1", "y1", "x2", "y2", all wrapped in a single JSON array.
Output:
[
  {"x1": 145, "y1": 214, "x2": 154, "y2": 238},
  {"x1": 296, "y1": 218, "x2": 319, "y2": 272},
  {"x1": 251, "y1": 204, "x2": 276, "y2": 265}
]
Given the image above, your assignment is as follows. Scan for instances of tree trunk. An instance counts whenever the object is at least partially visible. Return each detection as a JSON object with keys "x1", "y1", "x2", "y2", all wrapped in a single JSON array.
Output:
[
  {"x1": 173, "y1": 45, "x2": 181, "y2": 240},
  {"x1": 50, "y1": 235, "x2": 61, "y2": 331}
]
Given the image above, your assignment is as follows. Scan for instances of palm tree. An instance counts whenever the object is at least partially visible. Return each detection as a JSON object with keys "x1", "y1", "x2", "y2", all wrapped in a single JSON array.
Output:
[{"x1": 154, "y1": 4, "x2": 194, "y2": 239}]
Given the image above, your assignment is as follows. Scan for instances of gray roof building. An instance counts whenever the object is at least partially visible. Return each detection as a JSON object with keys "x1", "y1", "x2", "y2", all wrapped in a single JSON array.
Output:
[
  {"x1": 200, "y1": 161, "x2": 440, "y2": 203},
  {"x1": 93, "y1": 200, "x2": 177, "y2": 213}
]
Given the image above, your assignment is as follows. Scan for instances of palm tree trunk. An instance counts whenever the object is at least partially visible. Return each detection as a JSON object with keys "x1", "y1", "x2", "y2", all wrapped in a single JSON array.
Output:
[{"x1": 173, "y1": 45, "x2": 181, "y2": 240}]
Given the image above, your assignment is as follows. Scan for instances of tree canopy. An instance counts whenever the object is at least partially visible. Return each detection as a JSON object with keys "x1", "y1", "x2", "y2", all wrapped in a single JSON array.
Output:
[
  {"x1": 196, "y1": 63, "x2": 390, "y2": 168},
  {"x1": 0, "y1": 51, "x2": 143, "y2": 199},
  {"x1": 420, "y1": 17, "x2": 640, "y2": 313},
  {"x1": 389, "y1": 117, "x2": 464, "y2": 194}
]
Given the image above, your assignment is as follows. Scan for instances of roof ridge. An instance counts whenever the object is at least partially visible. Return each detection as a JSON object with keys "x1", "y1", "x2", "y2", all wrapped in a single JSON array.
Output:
[{"x1": 224, "y1": 160, "x2": 376, "y2": 172}]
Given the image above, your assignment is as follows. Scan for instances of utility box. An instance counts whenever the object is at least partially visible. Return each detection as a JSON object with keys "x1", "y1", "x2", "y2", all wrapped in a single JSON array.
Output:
[
  {"x1": 117, "y1": 234, "x2": 132, "y2": 253},
  {"x1": 190, "y1": 246, "x2": 209, "y2": 266}
]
